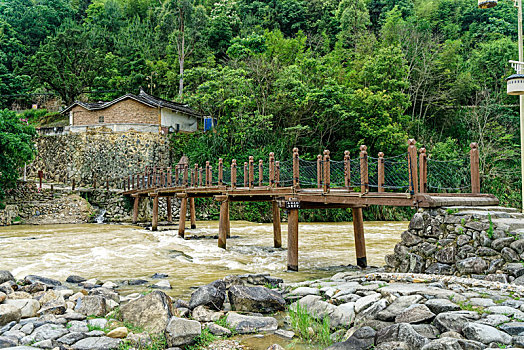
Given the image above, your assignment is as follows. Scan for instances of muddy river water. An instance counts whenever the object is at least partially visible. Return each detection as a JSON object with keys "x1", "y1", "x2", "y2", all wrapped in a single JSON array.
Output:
[
  {"x1": 0, "y1": 220, "x2": 406, "y2": 297},
  {"x1": 0, "y1": 220, "x2": 406, "y2": 349}
]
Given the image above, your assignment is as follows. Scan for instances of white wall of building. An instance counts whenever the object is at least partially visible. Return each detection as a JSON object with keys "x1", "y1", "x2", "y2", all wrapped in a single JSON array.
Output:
[{"x1": 160, "y1": 108, "x2": 198, "y2": 132}]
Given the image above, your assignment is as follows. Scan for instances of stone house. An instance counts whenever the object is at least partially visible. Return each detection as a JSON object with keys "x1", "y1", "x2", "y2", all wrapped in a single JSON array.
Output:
[{"x1": 61, "y1": 88, "x2": 203, "y2": 134}]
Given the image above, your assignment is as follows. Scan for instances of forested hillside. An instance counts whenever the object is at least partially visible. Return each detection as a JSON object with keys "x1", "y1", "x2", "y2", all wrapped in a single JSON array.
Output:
[{"x1": 0, "y1": 0, "x2": 521, "y2": 207}]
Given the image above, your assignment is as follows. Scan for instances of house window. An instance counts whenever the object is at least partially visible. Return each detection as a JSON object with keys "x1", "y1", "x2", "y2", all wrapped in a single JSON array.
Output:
[{"x1": 99, "y1": 116, "x2": 104, "y2": 123}]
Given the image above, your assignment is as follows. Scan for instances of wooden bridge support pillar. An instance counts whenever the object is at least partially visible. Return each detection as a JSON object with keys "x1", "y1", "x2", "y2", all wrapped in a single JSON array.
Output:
[
  {"x1": 287, "y1": 208, "x2": 299, "y2": 271},
  {"x1": 272, "y1": 201, "x2": 282, "y2": 248},
  {"x1": 132, "y1": 196, "x2": 139, "y2": 224},
  {"x1": 167, "y1": 196, "x2": 173, "y2": 223},
  {"x1": 352, "y1": 207, "x2": 367, "y2": 268},
  {"x1": 152, "y1": 195, "x2": 159, "y2": 231},
  {"x1": 178, "y1": 196, "x2": 187, "y2": 238},
  {"x1": 190, "y1": 198, "x2": 197, "y2": 229},
  {"x1": 218, "y1": 197, "x2": 230, "y2": 249}
]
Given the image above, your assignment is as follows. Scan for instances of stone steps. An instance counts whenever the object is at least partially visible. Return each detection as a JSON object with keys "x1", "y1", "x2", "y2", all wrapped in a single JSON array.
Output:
[
  {"x1": 456, "y1": 210, "x2": 524, "y2": 220},
  {"x1": 491, "y1": 218, "x2": 524, "y2": 232},
  {"x1": 444, "y1": 206, "x2": 520, "y2": 213}
]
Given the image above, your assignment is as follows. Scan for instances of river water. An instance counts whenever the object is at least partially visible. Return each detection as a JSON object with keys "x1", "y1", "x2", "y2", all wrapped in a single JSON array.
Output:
[{"x1": 0, "y1": 220, "x2": 406, "y2": 297}]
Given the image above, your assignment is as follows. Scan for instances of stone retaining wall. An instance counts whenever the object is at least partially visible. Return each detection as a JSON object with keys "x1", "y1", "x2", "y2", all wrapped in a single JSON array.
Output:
[
  {"x1": 28, "y1": 130, "x2": 172, "y2": 186},
  {"x1": 386, "y1": 206, "x2": 524, "y2": 283},
  {"x1": 0, "y1": 182, "x2": 180, "y2": 225}
]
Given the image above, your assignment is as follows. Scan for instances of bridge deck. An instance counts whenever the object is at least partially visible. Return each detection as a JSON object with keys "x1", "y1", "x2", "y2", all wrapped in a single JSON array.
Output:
[{"x1": 120, "y1": 140, "x2": 497, "y2": 271}]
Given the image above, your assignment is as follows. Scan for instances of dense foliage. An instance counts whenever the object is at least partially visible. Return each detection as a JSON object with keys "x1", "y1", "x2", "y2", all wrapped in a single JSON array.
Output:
[
  {"x1": 0, "y1": 110, "x2": 36, "y2": 203},
  {"x1": 1, "y1": 0, "x2": 522, "y2": 209}
]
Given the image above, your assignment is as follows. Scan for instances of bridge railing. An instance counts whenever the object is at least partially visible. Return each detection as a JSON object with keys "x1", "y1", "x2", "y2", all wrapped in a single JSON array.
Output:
[{"x1": 123, "y1": 139, "x2": 481, "y2": 195}]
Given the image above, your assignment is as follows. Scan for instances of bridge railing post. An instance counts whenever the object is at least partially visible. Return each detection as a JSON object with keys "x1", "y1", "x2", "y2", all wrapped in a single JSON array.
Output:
[
  {"x1": 470, "y1": 143, "x2": 480, "y2": 193},
  {"x1": 323, "y1": 150, "x2": 330, "y2": 193},
  {"x1": 231, "y1": 160, "x2": 237, "y2": 189},
  {"x1": 407, "y1": 139, "x2": 418, "y2": 194},
  {"x1": 378, "y1": 152, "x2": 385, "y2": 192},
  {"x1": 293, "y1": 148, "x2": 299, "y2": 188},
  {"x1": 183, "y1": 164, "x2": 188, "y2": 186},
  {"x1": 167, "y1": 167, "x2": 172, "y2": 187},
  {"x1": 344, "y1": 150, "x2": 351, "y2": 191},
  {"x1": 219, "y1": 158, "x2": 224, "y2": 186},
  {"x1": 360, "y1": 145, "x2": 369, "y2": 193},
  {"x1": 269, "y1": 153, "x2": 275, "y2": 187},
  {"x1": 275, "y1": 161, "x2": 280, "y2": 187},
  {"x1": 209, "y1": 165, "x2": 213, "y2": 185},
  {"x1": 243, "y1": 162, "x2": 248, "y2": 187},
  {"x1": 259, "y1": 160, "x2": 263, "y2": 187},
  {"x1": 419, "y1": 148, "x2": 427, "y2": 193},
  {"x1": 317, "y1": 155, "x2": 322, "y2": 189},
  {"x1": 205, "y1": 161, "x2": 210, "y2": 186},
  {"x1": 199, "y1": 166, "x2": 203, "y2": 187},
  {"x1": 249, "y1": 156, "x2": 254, "y2": 188}
]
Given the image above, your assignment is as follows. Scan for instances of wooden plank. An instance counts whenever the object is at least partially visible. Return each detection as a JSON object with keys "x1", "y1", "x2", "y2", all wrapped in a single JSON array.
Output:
[
  {"x1": 178, "y1": 197, "x2": 187, "y2": 238},
  {"x1": 360, "y1": 145, "x2": 368, "y2": 193},
  {"x1": 293, "y1": 148, "x2": 300, "y2": 188},
  {"x1": 152, "y1": 195, "x2": 159, "y2": 231},
  {"x1": 323, "y1": 150, "x2": 330, "y2": 193},
  {"x1": 408, "y1": 139, "x2": 419, "y2": 194},
  {"x1": 470, "y1": 143, "x2": 480, "y2": 193},
  {"x1": 272, "y1": 201, "x2": 282, "y2": 248},
  {"x1": 287, "y1": 208, "x2": 299, "y2": 271},
  {"x1": 419, "y1": 148, "x2": 427, "y2": 193},
  {"x1": 218, "y1": 199, "x2": 229, "y2": 249},
  {"x1": 132, "y1": 196, "x2": 139, "y2": 224},
  {"x1": 190, "y1": 197, "x2": 196, "y2": 229},
  {"x1": 167, "y1": 196, "x2": 172, "y2": 223},
  {"x1": 378, "y1": 152, "x2": 385, "y2": 192},
  {"x1": 352, "y1": 207, "x2": 367, "y2": 268}
]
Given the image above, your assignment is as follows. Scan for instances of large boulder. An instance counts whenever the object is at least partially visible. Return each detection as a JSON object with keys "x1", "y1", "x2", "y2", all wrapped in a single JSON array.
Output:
[
  {"x1": 421, "y1": 337, "x2": 484, "y2": 350},
  {"x1": 72, "y1": 336, "x2": 122, "y2": 350},
  {"x1": 377, "y1": 295, "x2": 423, "y2": 322},
  {"x1": 75, "y1": 295, "x2": 107, "y2": 317},
  {"x1": 164, "y1": 317, "x2": 201, "y2": 347},
  {"x1": 456, "y1": 257, "x2": 488, "y2": 275},
  {"x1": 4, "y1": 299, "x2": 40, "y2": 318},
  {"x1": 30, "y1": 324, "x2": 68, "y2": 342},
  {"x1": 433, "y1": 311, "x2": 480, "y2": 333},
  {"x1": 228, "y1": 285, "x2": 285, "y2": 313},
  {"x1": 23, "y1": 275, "x2": 61, "y2": 288},
  {"x1": 120, "y1": 291, "x2": 175, "y2": 333},
  {"x1": 226, "y1": 312, "x2": 278, "y2": 334},
  {"x1": 0, "y1": 304, "x2": 21, "y2": 326},
  {"x1": 0, "y1": 271, "x2": 14, "y2": 285},
  {"x1": 189, "y1": 280, "x2": 226, "y2": 310},
  {"x1": 395, "y1": 304, "x2": 435, "y2": 324},
  {"x1": 462, "y1": 322, "x2": 511, "y2": 344}
]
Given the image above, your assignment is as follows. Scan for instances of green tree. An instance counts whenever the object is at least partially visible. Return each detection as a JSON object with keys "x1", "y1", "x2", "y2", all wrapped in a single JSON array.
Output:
[
  {"x1": 27, "y1": 22, "x2": 109, "y2": 105},
  {"x1": 0, "y1": 110, "x2": 36, "y2": 201}
]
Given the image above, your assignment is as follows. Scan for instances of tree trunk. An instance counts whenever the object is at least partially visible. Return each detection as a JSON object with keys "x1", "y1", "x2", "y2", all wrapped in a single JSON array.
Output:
[{"x1": 178, "y1": 10, "x2": 185, "y2": 100}]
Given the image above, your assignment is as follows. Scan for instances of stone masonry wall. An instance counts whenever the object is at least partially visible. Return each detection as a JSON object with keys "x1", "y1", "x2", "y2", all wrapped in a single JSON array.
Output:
[
  {"x1": 28, "y1": 130, "x2": 172, "y2": 186},
  {"x1": 71, "y1": 99, "x2": 158, "y2": 126},
  {"x1": 386, "y1": 206, "x2": 524, "y2": 283}
]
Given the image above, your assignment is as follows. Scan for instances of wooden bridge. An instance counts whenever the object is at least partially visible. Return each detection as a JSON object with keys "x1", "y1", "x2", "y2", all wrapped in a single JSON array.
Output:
[{"x1": 122, "y1": 140, "x2": 498, "y2": 271}]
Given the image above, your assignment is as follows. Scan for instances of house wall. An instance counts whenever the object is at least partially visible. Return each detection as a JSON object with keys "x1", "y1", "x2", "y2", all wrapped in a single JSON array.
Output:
[
  {"x1": 71, "y1": 99, "x2": 159, "y2": 126},
  {"x1": 160, "y1": 108, "x2": 198, "y2": 132}
]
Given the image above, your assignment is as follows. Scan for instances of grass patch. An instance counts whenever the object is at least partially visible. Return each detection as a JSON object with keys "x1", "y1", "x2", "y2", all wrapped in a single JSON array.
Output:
[
  {"x1": 185, "y1": 328, "x2": 218, "y2": 350},
  {"x1": 456, "y1": 300, "x2": 485, "y2": 315},
  {"x1": 118, "y1": 333, "x2": 167, "y2": 350},
  {"x1": 487, "y1": 213, "x2": 494, "y2": 239},
  {"x1": 289, "y1": 303, "x2": 334, "y2": 347}
]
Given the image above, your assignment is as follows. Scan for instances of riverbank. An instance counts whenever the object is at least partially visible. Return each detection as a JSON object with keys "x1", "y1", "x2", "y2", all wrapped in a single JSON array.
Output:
[{"x1": 3, "y1": 269, "x2": 524, "y2": 349}]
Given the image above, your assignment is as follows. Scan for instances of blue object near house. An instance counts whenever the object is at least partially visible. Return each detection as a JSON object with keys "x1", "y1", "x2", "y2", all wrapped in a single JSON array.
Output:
[{"x1": 204, "y1": 117, "x2": 215, "y2": 131}]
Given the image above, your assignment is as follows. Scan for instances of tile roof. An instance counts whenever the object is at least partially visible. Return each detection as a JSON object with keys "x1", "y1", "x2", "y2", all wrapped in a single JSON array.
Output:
[{"x1": 62, "y1": 88, "x2": 203, "y2": 118}]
